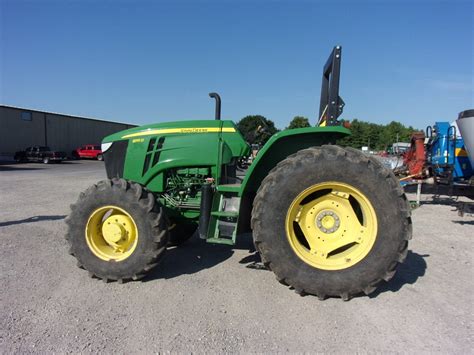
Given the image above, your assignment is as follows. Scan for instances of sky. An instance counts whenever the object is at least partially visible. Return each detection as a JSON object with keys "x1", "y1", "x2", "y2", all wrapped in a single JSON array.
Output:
[{"x1": 1, "y1": 0, "x2": 472, "y2": 130}]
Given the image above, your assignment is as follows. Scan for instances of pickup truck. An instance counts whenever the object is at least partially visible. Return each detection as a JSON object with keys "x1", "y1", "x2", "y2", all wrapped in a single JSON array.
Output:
[
  {"x1": 14, "y1": 146, "x2": 67, "y2": 164},
  {"x1": 72, "y1": 145, "x2": 103, "y2": 161}
]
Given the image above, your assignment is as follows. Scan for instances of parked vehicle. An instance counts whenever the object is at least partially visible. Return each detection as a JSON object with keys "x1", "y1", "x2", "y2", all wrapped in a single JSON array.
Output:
[
  {"x1": 14, "y1": 146, "x2": 67, "y2": 164},
  {"x1": 73, "y1": 145, "x2": 103, "y2": 161}
]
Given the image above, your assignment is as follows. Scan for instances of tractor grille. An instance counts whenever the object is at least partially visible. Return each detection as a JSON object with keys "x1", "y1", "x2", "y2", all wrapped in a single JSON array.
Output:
[{"x1": 104, "y1": 140, "x2": 128, "y2": 179}]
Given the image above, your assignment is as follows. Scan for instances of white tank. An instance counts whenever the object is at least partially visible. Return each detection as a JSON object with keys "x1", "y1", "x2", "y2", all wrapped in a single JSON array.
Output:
[{"x1": 456, "y1": 109, "x2": 474, "y2": 167}]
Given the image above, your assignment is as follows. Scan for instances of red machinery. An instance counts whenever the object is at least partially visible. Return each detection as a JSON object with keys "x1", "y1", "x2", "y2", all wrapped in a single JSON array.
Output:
[{"x1": 403, "y1": 132, "x2": 426, "y2": 177}]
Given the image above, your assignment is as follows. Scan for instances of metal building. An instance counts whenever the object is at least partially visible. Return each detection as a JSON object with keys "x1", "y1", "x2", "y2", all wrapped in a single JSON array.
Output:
[{"x1": 0, "y1": 105, "x2": 136, "y2": 158}]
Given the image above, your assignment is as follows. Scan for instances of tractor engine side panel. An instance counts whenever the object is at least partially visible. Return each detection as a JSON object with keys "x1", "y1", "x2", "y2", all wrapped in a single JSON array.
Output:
[{"x1": 123, "y1": 133, "x2": 221, "y2": 188}]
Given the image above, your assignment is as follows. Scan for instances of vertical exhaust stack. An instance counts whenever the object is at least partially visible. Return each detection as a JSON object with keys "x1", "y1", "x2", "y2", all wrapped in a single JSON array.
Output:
[{"x1": 209, "y1": 92, "x2": 221, "y2": 120}]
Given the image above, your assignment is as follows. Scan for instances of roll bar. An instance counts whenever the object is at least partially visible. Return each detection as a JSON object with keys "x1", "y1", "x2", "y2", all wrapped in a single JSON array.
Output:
[{"x1": 318, "y1": 46, "x2": 345, "y2": 126}]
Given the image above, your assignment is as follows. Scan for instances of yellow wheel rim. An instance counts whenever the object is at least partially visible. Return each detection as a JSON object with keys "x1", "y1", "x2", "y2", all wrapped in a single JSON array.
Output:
[
  {"x1": 85, "y1": 205, "x2": 138, "y2": 261},
  {"x1": 285, "y1": 182, "x2": 377, "y2": 270}
]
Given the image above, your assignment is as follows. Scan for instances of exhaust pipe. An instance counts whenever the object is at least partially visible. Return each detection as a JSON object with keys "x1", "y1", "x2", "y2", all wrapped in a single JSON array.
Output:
[{"x1": 209, "y1": 92, "x2": 221, "y2": 120}]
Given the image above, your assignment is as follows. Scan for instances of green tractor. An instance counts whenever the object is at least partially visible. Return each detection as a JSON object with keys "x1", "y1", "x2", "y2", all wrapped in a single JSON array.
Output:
[{"x1": 66, "y1": 46, "x2": 411, "y2": 300}]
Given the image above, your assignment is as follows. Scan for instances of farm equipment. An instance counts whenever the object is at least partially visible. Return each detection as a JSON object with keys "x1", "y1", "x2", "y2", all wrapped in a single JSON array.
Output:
[
  {"x1": 399, "y1": 110, "x2": 474, "y2": 209},
  {"x1": 66, "y1": 46, "x2": 411, "y2": 300},
  {"x1": 425, "y1": 121, "x2": 473, "y2": 184},
  {"x1": 400, "y1": 115, "x2": 473, "y2": 183}
]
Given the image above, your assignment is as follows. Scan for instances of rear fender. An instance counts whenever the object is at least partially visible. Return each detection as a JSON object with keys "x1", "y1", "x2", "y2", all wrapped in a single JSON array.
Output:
[
  {"x1": 241, "y1": 126, "x2": 350, "y2": 194},
  {"x1": 237, "y1": 126, "x2": 350, "y2": 233}
]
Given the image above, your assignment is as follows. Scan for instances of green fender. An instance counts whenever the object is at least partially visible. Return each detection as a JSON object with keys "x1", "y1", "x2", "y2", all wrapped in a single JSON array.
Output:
[
  {"x1": 236, "y1": 125, "x2": 351, "y2": 233},
  {"x1": 240, "y1": 126, "x2": 350, "y2": 194}
]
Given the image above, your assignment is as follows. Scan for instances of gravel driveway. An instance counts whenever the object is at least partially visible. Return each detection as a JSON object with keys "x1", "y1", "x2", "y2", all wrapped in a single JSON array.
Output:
[{"x1": 1, "y1": 160, "x2": 472, "y2": 352}]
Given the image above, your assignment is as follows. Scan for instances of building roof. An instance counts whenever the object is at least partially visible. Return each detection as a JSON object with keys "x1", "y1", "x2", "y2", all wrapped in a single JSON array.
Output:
[{"x1": 0, "y1": 104, "x2": 137, "y2": 127}]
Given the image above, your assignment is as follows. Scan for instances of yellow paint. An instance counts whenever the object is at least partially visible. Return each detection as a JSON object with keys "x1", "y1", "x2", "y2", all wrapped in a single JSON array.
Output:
[
  {"x1": 321, "y1": 215, "x2": 335, "y2": 229},
  {"x1": 122, "y1": 127, "x2": 236, "y2": 139},
  {"x1": 85, "y1": 205, "x2": 138, "y2": 262},
  {"x1": 455, "y1": 148, "x2": 468, "y2": 157},
  {"x1": 132, "y1": 138, "x2": 145, "y2": 143},
  {"x1": 285, "y1": 182, "x2": 377, "y2": 271}
]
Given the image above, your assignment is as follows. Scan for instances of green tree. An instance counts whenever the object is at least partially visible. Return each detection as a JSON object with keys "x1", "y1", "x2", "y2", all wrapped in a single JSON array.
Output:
[
  {"x1": 338, "y1": 119, "x2": 418, "y2": 150},
  {"x1": 287, "y1": 116, "x2": 310, "y2": 129},
  {"x1": 236, "y1": 115, "x2": 279, "y2": 145}
]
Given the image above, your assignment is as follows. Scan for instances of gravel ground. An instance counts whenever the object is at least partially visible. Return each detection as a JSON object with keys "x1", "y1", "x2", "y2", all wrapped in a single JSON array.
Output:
[{"x1": 0, "y1": 160, "x2": 473, "y2": 353}]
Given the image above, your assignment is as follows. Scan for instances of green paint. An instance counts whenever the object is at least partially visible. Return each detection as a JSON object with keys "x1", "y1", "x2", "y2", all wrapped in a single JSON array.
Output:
[
  {"x1": 102, "y1": 119, "x2": 350, "y2": 243},
  {"x1": 240, "y1": 126, "x2": 350, "y2": 195}
]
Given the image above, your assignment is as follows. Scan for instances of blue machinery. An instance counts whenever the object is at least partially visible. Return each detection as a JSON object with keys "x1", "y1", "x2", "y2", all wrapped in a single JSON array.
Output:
[
  {"x1": 426, "y1": 121, "x2": 473, "y2": 183},
  {"x1": 403, "y1": 110, "x2": 473, "y2": 214}
]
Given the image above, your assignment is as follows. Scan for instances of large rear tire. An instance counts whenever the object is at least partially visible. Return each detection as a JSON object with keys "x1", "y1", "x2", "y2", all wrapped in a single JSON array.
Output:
[
  {"x1": 65, "y1": 178, "x2": 169, "y2": 282},
  {"x1": 251, "y1": 145, "x2": 412, "y2": 300}
]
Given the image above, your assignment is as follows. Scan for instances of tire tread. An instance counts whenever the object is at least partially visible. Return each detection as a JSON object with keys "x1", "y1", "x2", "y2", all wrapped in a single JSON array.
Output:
[{"x1": 251, "y1": 145, "x2": 411, "y2": 299}]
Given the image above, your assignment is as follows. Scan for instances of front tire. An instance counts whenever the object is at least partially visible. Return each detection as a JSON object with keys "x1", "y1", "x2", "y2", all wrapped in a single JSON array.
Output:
[
  {"x1": 43, "y1": 157, "x2": 50, "y2": 164},
  {"x1": 251, "y1": 145, "x2": 412, "y2": 300},
  {"x1": 65, "y1": 178, "x2": 169, "y2": 282},
  {"x1": 97, "y1": 154, "x2": 103, "y2": 161}
]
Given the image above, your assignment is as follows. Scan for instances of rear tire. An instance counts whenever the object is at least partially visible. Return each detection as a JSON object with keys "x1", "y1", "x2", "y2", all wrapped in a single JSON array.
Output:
[
  {"x1": 97, "y1": 154, "x2": 103, "y2": 161},
  {"x1": 43, "y1": 157, "x2": 50, "y2": 164},
  {"x1": 251, "y1": 145, "x2": 412, "y2": 300},
  {"x1": 65, "y1": 178, "x2": 169, "y2": 282}
]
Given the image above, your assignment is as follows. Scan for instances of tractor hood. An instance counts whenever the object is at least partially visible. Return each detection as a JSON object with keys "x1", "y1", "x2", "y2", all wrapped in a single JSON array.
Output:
[
  {"x1": 102, "y1": 119, "x2": 250, "y2": 160},
  {"x1": 103, "y1": 120, "x2": 240, "y2": 142}
]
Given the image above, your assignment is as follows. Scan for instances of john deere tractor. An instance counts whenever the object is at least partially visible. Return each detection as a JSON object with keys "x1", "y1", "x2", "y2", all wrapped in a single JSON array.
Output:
[{"x1": 66, "y1": 47, "x2": 411, "y2": 300}]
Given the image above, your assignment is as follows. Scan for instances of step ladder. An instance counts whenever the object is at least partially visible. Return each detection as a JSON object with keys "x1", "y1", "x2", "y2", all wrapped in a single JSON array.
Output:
[{"x1": 205, "y1": 184, "x2": 241, "y2": 245}]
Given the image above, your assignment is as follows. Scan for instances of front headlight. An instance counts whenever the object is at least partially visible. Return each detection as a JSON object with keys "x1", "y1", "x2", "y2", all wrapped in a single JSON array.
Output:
[{"x1": 101, "y1": 142, "x2": 113, "y2": 153}]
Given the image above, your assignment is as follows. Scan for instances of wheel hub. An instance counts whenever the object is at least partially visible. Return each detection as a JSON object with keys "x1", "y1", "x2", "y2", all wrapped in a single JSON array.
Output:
[
  {"x1": 316, "y1": 210, "x2": 340, "y2": 234},
  {"x1": 285, "y1": 182, "x2": 378, "y2": 270},
  {"x1": 85, "y1": 206, "x2": 138, "y2": 261},
  {"x1": 102, "y1": 218, "x2": 127, "y2": 244}
]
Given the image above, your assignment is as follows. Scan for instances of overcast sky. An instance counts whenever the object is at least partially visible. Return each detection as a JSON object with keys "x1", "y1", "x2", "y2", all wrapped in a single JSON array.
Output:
[{"x1": 1, "y1": 0, "x2": 472, "y2": 129}]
